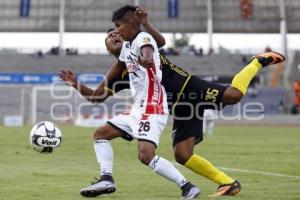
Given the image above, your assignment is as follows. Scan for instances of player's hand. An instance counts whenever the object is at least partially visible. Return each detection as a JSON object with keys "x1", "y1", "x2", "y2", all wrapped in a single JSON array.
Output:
[
  {"x1": 138, "y1": 56, "x2": 154, "y2": 68},
  {"x1": 90, "y1": 85, "x2": 105, "y2": 102},
  {"x1": 92, "y1": 86, "x2": 104, "y2": 97},
  {"x1": 59, "y1": 69, "x2": 77, "y2": 87},
  {"x1": 134, "y1": 7, "x2": 148, "y2": 25}
]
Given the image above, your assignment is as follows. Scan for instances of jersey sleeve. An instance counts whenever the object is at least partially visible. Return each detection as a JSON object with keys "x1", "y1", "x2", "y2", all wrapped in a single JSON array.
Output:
[{"x1": 136, "y1": 32, "x2": 157, "y2": 53}]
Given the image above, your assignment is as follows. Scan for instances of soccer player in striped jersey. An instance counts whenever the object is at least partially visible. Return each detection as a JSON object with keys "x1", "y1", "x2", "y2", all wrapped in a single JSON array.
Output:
[{"x1": 63, "y1": 5, "x2": 200, "y2": 199}]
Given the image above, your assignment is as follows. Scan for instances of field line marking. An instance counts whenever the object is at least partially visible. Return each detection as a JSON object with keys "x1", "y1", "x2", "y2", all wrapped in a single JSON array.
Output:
[
  {"x1": 172, "y1": 162, "x2": 300, "y2": 179},
  {"x1": 218, "y1": 167, "x2": 300, "y2": 179}
]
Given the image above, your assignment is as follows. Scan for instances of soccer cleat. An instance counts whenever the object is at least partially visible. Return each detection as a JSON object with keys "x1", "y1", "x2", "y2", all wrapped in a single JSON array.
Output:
[
  {"x1": 254, "y1": 51, "x2": 285, "y2": 67},
  {"x1": 80, "y1": 177, "x2": 116, "y2": 197},
  {"x1": 181, "y1": 182, "x2": 201, "y2": 199},
  {"x1": 208, "y1": 180, "x2": 241, "y2": 197}
]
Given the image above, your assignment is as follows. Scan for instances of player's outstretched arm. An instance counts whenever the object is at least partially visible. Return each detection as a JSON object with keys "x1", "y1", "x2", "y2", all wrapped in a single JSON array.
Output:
[
  {"x1": 59, "y1": 69, "x2": 92, "y2": 95},
  {"x1": 135, "y1": 7, "x2": 165, "y2": 48},
  {"x1": 90, "y1": 61, "x2": 127, "y2": 102},
  {"x1": 59, "y1": 69, "x2": 111, "y2": 103}
]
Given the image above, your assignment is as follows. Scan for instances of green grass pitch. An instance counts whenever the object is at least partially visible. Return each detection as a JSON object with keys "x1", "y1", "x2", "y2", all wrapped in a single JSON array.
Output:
[{"x1": 0, "y1": 125, "x2": 299, "y2": 200}]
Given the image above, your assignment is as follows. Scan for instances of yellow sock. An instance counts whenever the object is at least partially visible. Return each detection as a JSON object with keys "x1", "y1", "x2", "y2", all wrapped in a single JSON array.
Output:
[
  {"x1": 231, "y1": 58, "x2": 262, "y2": 95},
  {"x1": 185, "y1": 154, "x2": 234, "y2": 185}
]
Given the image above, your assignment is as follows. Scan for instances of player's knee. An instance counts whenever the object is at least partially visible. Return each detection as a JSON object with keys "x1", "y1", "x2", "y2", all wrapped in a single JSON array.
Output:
[
  {"x1": 230, "y1": 93, "x2": 243, "y2": 104},
  {"x1": 93, "y1": 128, "x2": 109, "y2": 140},
  {"x1": 174, "y1": 151, "x2": 192, "y2": 165},
  {"x1": 138, "y1": 149, "x2": 155, "y2": 165},
  {"x1": 223, "y1": 87, "x2": 244, "y2": 105}
]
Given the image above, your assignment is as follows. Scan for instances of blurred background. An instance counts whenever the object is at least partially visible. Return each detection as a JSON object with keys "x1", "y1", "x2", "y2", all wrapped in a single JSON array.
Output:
[{"x1": 0, "y1": 0, "x2": 299, "y2": 127}]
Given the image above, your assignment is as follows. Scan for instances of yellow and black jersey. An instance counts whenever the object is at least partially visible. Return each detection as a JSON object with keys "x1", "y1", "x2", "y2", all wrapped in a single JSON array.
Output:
[{"x1": 159, "y1": 54, "x2": 192, "y2": 106}]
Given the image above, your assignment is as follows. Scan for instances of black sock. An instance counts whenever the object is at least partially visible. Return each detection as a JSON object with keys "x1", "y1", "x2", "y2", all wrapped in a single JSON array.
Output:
[{"x1": 100, "y1": 175, "x2": 114, "y2": 183}]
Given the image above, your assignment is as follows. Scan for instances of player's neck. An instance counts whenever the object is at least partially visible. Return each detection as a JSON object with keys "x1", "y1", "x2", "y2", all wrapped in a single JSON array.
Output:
[{"x1": 128, "y1": 30, "x2": 141, "y2": 43}]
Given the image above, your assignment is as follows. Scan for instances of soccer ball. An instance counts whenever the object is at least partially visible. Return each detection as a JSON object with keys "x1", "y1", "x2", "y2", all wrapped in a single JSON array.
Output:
[{"x1": 29, "y1": 121, "x2": 62, "y2": 153}]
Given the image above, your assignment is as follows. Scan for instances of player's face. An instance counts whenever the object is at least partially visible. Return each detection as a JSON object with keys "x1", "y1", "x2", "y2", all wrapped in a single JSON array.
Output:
[
  {"x1": 105, "y1": 30, "x2": 123, "y2": 56},
  {"x1": 115, "y1": 20, "x2": 132, "y2": 41}
]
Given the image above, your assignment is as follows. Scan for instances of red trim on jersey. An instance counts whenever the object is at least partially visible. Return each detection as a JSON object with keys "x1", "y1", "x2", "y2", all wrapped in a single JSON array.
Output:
[
  {"x1": 145, "y1": 67, "x2": 155, "y2": 113},
  {"x1": 145, "y1": 64, "x2": 165, "y2": 114}
]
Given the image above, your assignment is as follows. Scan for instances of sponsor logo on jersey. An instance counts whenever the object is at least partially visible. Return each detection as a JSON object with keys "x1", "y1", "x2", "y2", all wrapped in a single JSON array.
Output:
[
  {"x1": 143, "y1": 37, "x2": 151, "y2": 44},
  {"x1": 128, "y1": 62, "x2": 139, "y2": 73},
  {"x1": 149, "y1": 68, "x2": 160, "y2": 105},
  {"x1": 126, "y1": 52, "x2": 140, "y2": 75}
]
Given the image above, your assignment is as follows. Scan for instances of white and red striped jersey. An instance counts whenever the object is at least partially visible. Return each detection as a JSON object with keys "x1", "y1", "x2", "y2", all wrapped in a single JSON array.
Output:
[{"x1": 119, "y1": 32, "x2": 168, "y2": 115}]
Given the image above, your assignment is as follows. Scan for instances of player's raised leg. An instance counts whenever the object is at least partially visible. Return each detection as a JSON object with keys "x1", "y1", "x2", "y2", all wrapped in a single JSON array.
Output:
[
  {"x1": 80, "y1": 124, "x2": 122, "y2": 197},
  {"x1": 223, "y1": 51, "x2": 285, "y2": 104}
]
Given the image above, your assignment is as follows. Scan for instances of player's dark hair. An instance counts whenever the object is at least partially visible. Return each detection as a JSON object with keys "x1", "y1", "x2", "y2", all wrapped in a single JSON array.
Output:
[
  {"x1": 107, "y1": 28, "x2": 115, "y2": 33},
  {"x1": 112, "y1": 5, "x2": 137, "y2": 22}
]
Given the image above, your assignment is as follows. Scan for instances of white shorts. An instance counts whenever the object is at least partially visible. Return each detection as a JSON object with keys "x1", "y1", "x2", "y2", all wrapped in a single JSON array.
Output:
[{"x1": 107, "y1": 113, "x2": 168, "y2": 147}]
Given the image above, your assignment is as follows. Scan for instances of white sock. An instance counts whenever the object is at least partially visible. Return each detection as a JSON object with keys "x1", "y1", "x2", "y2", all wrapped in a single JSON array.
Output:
[
  {"x1": 207, "y1": 120, "x2": 215, "y2": 135},
  {"x1": 148, "y1": 155, "x2": 188, "y2": 187},
  {"x1": 94, "y1": 139, "x2": 114, "y2": 176}
]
